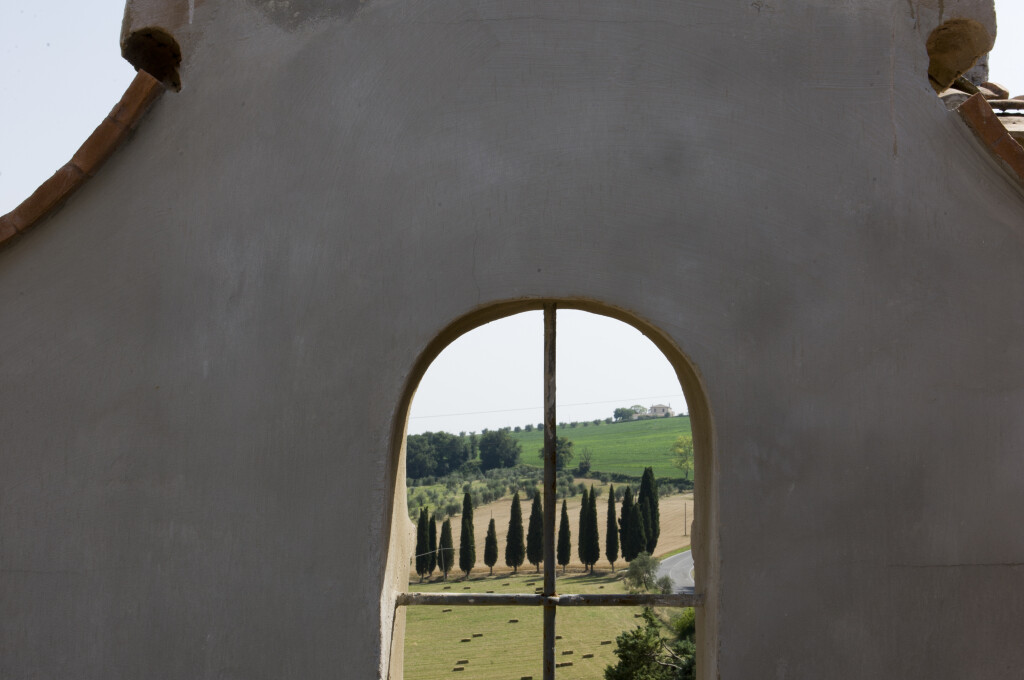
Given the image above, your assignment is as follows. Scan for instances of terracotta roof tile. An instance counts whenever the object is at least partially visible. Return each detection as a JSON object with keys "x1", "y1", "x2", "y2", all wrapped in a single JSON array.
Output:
[
  {"x1": 0, "y1": 71, "x2": 164, "y2": 250},
  {"x1": 957, "y1": 93, "x2": 1024, "y2": 186}
]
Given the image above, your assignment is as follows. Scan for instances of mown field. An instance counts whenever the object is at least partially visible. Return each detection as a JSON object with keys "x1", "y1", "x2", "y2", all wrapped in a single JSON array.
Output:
[
  {"x1": 511, "y1": 416, "x2": 692, "y2": 479},
  {"x1": 404, "y1": 571, "x2": 645, "y2": 680}
]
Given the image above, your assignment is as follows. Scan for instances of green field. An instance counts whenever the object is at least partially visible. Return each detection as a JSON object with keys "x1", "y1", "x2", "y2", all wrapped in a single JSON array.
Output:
[
  {"x1": 404, "y1": 571, "x2": 644, "y2": 679},
  {"x1": 511, "y1": 417, "x2": 692, "y2": 479}
]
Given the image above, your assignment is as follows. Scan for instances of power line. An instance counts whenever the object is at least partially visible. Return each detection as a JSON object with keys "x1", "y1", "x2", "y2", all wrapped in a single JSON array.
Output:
[{"x1": 409, "y1": 394, "x2": 687, "y2": 420}]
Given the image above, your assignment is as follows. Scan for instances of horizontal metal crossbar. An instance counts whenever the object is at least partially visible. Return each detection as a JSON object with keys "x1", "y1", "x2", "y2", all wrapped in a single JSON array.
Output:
[{"x1": 396, "y1": 591, "x2": 703, "y2": 608}]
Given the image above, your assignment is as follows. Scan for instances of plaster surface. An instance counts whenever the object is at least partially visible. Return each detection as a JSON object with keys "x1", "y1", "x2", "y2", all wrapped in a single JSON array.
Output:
[{"x1": 2, "y1": 0, "x2": 1023, "y2": 678}]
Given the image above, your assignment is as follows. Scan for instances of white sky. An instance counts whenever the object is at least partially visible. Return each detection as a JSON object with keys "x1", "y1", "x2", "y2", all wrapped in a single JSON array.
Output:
[
  {"x1": 408, "y1": 310, "x2": 685, "y2": 434},
  {"x1": 2, "y1": 2, "x2": 1022, "y2": 434}
]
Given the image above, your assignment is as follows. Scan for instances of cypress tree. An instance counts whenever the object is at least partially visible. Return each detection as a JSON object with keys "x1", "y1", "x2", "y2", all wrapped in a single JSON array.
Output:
[
  {"x1": 459, "y1": 492, "x2": 476, "y2": 578},
  {"x1": 620, "y1": 486, "x2": 636, "y2": 562},
  {"x1": 484, "y1": 518, "x2": 498, "y2": 575},
  {"x1": 427, "y1": 512, "x2": 437, "y2": 577},
  {"x1": 438, "y1": 518, "x2": 455, "y2": 581},
  {"x1": 614, "y1": 485, "x2": 630, "y2": 561},
  {"x1": 557, "y1": 499, "x2": 571, "y2": 573},
  {"x1": 526, "y1": 492, "x2": 544, "y2": 572},
  {"x1": 629, "y1": 501, "x2": 647, "y2": 563},
  {"x1": 584, "y1": 484, "x2": 601, "y2": 571},
  {"x1": 638, "y1": 467, "x2": 660, "y2": 553},
  {"x1": 577, "y1": 486, "x2": 590, "y2": 568},
  {"x1": 415, "y1": 507, "x2": 429, "y2": 582},
  {"x1": 505, "y1": 492, "x2": 525, "y2": 574},
  {"x1": 606, "y1": 484, "x2": 619, "y2": 570}
]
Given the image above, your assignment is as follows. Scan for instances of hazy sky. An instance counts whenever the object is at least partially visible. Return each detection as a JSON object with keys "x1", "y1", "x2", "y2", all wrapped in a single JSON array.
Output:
[
  {"x1": 408, "y1": 310, "x2": 685, "y2": 434},
  {"x1": 2, "y1": 2, "x2": 1021, "y2": 434}
]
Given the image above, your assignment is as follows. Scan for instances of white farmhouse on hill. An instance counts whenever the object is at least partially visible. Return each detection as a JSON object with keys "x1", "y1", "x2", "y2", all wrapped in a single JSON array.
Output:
[{"x1": 648, "y1": 404, "x2": 674, "y2": 418}]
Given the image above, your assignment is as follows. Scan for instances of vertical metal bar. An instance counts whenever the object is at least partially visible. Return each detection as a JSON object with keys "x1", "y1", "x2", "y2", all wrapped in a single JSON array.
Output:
[{"x1": 542, "y1": 304, "x2": 557, "y2": 680}]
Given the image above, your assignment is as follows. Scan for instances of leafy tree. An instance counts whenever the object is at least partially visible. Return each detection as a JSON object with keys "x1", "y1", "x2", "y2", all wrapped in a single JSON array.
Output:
[
  {"x1": 577, "y1": 487, "x2": 589, "y2": 567},
  {"x1": 459, "y1": 492, "x2": 475, "y2": 578},
  {"x1": 583, "y1": 484, "x2": 601, "y2": 570},
  {"x1": 434, "y1": 431, "x2": 471, "y2": 475},
  {"x1": 539, "y1": 436, "x2": 575, "y2": 471},
  {"x1": 406, "y1": 431, "x2": 471, "y2": 478},
  {"x1": 638, "y1": 467, "x2": 660, "y2": 554},
  {"x1": 438, "y1": 518, "x2": 455, "y2": 581},
  {"x1": 623, "y1": 552, "x2": 659, "y2": 592},
  {"x1": 557, "y1": 499, "x2": 572, "y2": 572},
  {"x1": 606, "y1": 484, "x2": 619, "y2": 570},
  {"x1": 479, "y1": 429, "x2": 522, "y2": 471},
  {"x1": 415, "y1": 507, "x2": 429, "y2": 582},
  {"x1": 407, "y1": 434, "x2": 437, "y2": 478},
  {"x1": 575, "y1": 447, "x2": 593, "y2": 476},
  {"x1": 526, "y1": 493, "x2": 544, "y2": 572},
  {"x1": 613, "y1": 407, "x2": 634, "y2": 422},
  {"x1": 468, "y1": 432, "x2": 479, "y2": 459},
  {"x1": 672, "y1": 435, "x2": 694, "y2": 480},
  {"x1": 604, "y1": 608, "x2": 695, "y2": 680},
  {"x1": 427, "y1": 513, "x2": 437, "y2": 576},
  {"x1": 484, "y1": 518, "x2": 498, "y2": 575},
  {"x1": 505, "y1": 492, "x2": 525, "y2": 573}
]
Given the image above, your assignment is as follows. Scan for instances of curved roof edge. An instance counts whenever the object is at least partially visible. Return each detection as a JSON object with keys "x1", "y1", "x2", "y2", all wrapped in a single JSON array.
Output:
[
  {"x1": 957, "y1": 93, "x2": 1024, "y2": 186},
  {"x1": 0, "y1": 71, "x2": 164, "y2": 250}
]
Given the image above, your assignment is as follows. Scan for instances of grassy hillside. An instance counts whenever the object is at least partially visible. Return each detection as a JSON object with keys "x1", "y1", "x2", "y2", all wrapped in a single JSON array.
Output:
[{"x1": 511, "y1": 416, "x2": 692, "y2": 479}]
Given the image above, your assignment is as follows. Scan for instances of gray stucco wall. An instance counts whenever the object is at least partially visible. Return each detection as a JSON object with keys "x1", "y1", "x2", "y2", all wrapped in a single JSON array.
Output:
[{"x1": 2, "y1": 0, "x2": 1023, "y2": 677}]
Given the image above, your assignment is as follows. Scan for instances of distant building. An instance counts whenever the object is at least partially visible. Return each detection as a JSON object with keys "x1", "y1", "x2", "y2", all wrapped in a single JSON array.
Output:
[
  {"x1": 648, "y1": 404, "x2": 674, "y2": 418},
  {"x1": 628, "y1": 404, "x2": 673, "y2": 419}
]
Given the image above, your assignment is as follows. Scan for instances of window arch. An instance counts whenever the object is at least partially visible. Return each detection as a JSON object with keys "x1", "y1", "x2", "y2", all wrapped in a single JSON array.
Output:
[{"x1": 385, "y1": 300, "x2": 718, "y2": 679}]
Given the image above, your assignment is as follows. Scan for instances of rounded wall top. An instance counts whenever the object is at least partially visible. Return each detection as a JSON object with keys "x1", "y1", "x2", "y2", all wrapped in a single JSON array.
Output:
[{"x1": 915, "y1": 0, "x2": 997, "y2": 37}]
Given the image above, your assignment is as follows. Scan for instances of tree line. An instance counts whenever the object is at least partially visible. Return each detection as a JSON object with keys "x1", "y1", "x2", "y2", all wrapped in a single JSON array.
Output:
[
  {"x1": 414, "y1": 467, "x2": 662, "y2": 580},
  {"x1": 407, "y1": 429, "x2": 522, "y2": 479}
]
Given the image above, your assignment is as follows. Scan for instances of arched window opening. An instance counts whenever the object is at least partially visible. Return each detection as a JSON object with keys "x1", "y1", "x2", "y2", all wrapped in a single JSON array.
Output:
[{"x1": 392, "y1": 303, "x2": 713, "y2": 680}]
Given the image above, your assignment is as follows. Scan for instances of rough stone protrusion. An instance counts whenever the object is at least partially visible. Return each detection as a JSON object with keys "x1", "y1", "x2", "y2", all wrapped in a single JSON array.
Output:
[
  {"x1": 940, "y1": 89, "x2": 972, "y2": 110},
  {"x1": 927, "y1": 19, "x2": 994, "y2": 93},
  {"x1": 982, "y1": 81, "x2": 1010, "y2": 99}
]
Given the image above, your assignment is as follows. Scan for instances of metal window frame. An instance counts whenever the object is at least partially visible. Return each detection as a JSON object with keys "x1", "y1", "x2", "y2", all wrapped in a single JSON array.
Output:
[{"x1": 398, "y1": 303, "x2": 700, "y2": 679}]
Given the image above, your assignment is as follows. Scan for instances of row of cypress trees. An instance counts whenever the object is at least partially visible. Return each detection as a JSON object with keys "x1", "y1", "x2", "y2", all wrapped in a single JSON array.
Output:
[{"x1": 414, "y1": 468, "x2": 661, "y2": 580}]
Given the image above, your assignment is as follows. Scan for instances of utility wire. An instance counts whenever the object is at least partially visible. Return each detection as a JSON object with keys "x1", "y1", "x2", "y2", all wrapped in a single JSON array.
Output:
[{"x1": 410, "y1": 394, "x2": 687, "y2": 420}]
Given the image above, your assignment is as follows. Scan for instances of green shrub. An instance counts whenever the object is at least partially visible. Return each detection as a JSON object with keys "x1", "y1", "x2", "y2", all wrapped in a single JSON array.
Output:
[{"x1": 672, "y1": 608, "x2": 696, "y2": 640}]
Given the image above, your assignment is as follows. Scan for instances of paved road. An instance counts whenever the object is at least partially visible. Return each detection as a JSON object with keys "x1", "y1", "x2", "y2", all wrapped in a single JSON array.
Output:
[{"x1": 656, "y1": 550, "x2": 694, "y2": 591}]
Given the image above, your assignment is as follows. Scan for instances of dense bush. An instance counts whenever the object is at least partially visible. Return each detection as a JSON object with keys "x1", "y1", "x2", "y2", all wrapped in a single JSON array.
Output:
[
  {"x1": 604, "y1": 609, "x2": 695, "y2": 680},
  {"x1": 671, "y1": 608, "x2": 696, "y2": 639}
]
